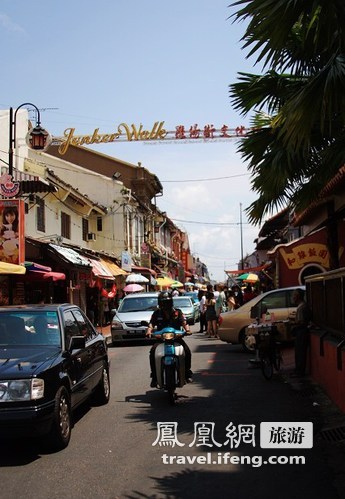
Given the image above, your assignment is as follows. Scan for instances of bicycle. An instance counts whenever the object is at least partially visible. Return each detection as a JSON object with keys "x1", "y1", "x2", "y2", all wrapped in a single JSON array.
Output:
[{"x1": 257, "y1": 327, "x2": 283, "y2": 380}]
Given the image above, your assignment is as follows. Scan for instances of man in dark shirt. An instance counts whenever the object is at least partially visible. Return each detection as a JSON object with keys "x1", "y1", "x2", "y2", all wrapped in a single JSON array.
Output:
[
  {"x1": 291, "y1": 288, "x2": 311, "y2": 377},
  {"x1": 146, "y1": 291, "x2": 192, "y2": 387}
]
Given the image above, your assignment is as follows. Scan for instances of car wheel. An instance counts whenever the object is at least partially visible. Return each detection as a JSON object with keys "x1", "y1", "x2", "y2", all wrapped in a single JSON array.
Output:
[
  {"x1": 94, "y1": 366, "x2": 110, "y2": 405},
  {"x1": 49, "y1": 386, "x2": 72, "y2": 450},
  {"x1": 240, "y1": 330, "x2": 256, "y2": 353}
]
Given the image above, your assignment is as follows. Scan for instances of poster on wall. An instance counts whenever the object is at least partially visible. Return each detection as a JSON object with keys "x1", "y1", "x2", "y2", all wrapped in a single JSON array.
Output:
[
  {"x1": 121, "y1": 251, "x2": 132, "y2": 272},
  {"x1": 0, "y1": 199, "x2": 25, "y2": 265}
]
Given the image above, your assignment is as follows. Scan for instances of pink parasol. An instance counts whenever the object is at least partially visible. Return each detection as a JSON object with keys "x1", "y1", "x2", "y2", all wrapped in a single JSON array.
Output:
[{"x1": 123, "y1": 283, "x2": 144, "y2": 293}]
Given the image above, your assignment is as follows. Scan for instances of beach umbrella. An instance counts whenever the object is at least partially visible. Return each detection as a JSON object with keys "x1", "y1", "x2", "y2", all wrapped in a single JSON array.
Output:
[
  {"x1": 171, "y1": 280, "x2": 184, "y2": 288},
  {"x1": 156, "y1": 276, "x2": 176, "y2": 288},
  {"x1": 237, "y1": 273, "x2": 259, "y2": 283},
  {"x1": 125, "y1": 273, "x2": 149, "y2": 284},
  {"x1": 123, "y1": 283, "x2": 144, "y2": 293}
]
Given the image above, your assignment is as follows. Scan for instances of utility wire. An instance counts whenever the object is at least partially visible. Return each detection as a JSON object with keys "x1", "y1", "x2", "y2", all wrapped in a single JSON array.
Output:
[
  {"x1": 171, "y1": 218, "x2": 250, "y2": 226},
  {"x1": 161, "y1": 173, "x2": 249, "y2": 183}
]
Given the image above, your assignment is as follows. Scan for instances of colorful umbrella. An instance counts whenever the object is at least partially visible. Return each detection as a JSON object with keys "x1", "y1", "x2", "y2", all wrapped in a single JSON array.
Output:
[
  {"x1": 237, "y1": 273, "x2": 259, "y2": 283},
  {"x1": 170, "y1": 280, "x2": 184, "y2": 288},
  {"x1": 123, "y1": 283, "x2": 144, "y2": 293},
  {"x1": 156, "y1": 276, "x2": 176, "y2": 288}
]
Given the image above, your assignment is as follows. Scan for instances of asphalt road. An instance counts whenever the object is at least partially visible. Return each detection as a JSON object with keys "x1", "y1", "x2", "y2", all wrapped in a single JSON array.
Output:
[{"x1": 1, "y1": 326, "x2": 345, "y2": 499}]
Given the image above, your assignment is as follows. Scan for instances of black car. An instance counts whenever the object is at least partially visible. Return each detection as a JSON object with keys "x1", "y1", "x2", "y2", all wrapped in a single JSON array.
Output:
[{"x1": 0, "y1": 303, "x2": 110, "y2": 450}]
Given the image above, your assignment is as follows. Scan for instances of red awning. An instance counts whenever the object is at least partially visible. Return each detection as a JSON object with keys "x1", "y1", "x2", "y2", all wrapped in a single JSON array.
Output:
[
  {"x1": 25, "y1": 270, "x2": 66, "y2": 281},
  {"x1": 225, "y1": 263, "x2": 271, "y2": 275},
  {"x1": 131, "y1": 265, "x2": 157, "y2": 278}
]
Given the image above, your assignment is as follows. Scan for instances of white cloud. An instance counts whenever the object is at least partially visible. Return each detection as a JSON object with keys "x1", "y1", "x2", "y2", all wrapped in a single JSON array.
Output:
[{"x1": 0, "y1": 13, "x2": 25, "y2": 34}]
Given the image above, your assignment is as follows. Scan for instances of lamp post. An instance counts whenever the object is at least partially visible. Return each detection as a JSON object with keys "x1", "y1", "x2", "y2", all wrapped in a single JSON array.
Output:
[{"x1": 8, "y1": 103, "x2": 51, "y2": 178}]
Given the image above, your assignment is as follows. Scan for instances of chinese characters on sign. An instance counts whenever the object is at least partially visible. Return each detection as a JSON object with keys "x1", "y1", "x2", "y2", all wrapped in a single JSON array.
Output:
[
  {"x1": 57, "y1": 121, "x2": 253, "y2": 155},
  {"x1": 279, "y1": 243, "x2": 332, "y2": 270},
  {"x1": 152, "y1": 421, "x2": 313, "y2": 449}
]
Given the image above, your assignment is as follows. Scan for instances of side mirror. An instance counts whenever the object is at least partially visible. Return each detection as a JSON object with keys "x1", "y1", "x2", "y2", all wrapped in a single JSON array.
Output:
[{"x1": 69, "y1": 335, "x2": 86, "y2": 351}]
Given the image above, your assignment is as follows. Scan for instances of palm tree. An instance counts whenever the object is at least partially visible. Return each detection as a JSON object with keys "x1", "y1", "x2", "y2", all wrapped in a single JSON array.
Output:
[{"x1": 229, "y1": 0, "x2": 345, "y2": 225}]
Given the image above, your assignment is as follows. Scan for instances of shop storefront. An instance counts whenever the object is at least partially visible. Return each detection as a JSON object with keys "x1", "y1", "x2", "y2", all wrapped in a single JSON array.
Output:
[
  {"x1": 40, "y1": 242, "x2": 92, "y2": 309},
  {"x1": 267, "y1": 222, "x2": 345, "y2": 287}
]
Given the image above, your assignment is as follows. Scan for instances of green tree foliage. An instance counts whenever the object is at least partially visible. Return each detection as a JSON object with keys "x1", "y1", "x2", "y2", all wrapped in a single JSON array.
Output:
[{"x1": 229, "y1": 0, "x2": 345, "y2": 224}]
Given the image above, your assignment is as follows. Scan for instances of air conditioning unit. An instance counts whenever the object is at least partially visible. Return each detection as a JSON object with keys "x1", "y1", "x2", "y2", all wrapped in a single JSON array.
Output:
[{"x1": 87, "y1": 232, "x2": 96, "y2": 241}]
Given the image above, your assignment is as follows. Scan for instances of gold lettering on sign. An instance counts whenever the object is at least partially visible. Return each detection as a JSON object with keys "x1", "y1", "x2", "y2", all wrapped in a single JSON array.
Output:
[
  {"x1": 58, "y1": 127, "x2": 121, "y2": 155},
  {"x1": 58, "y1": 122, "x2": 167, "y2": 154},
  {"x1": 117, "y1": 122, "x2": 167, "y2": 141}
]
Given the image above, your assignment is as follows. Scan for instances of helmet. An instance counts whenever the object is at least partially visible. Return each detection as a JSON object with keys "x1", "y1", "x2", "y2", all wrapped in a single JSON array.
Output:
[{"x1": 158, "y1": 290, "x2": 173, "y2": 311}]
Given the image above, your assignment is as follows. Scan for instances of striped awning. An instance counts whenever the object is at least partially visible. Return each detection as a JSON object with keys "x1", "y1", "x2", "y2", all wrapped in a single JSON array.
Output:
[
  {"x1": 88, "y1": 258, "x2": 114, "y2": 280},
  {"x1": 100, "y1": 257, "x2": 128, "y2": 276},
  {"x1": 1, "y1": 166, "x2": 57, "y2": 194}
]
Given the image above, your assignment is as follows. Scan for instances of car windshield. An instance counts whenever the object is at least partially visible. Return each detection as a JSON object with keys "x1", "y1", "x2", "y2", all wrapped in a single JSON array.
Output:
[
  {"x1": 0, "y1": 311, "x2": 61, "y2": 347},
  {"x1": 173, "y1": 298, "x2": 192, "y2": 308},
  {"x1": 184, "y1": 292, "x2": 199, "y2": 302},
  {"x1": 118, "y1": 297, "x2": 158, "y2": 313}
]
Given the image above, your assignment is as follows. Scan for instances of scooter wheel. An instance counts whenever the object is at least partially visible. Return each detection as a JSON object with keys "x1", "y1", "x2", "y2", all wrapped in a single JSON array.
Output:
[{"x1": 165, "y1": 365, "x2": 177, "y2": 405}]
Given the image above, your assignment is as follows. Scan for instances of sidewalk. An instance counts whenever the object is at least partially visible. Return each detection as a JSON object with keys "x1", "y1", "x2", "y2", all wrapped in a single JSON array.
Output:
[
  {"x1": 280, "y1": 346, "x2": 345, "y2": 427},
  {"x1": 281, "y1": 345, "x2": 345, "y2": 496}
]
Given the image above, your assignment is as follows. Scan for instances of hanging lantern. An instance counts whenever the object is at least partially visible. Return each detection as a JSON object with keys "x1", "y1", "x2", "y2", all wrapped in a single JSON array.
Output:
[{"x1": 26, "y1": 125, "x2": 52, "y2": 150}]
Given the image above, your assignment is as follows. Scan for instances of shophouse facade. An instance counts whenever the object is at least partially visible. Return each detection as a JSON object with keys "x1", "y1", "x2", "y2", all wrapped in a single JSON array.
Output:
[
  {"x1": 241, "y1": 166, "x2": 345, "y2": 413},
  {"x1": 0, "y1": 109, "x2": 208, "y2": 309},
  {"x1": 46, "y1": 141, "x2": 205, "y2": 283}
]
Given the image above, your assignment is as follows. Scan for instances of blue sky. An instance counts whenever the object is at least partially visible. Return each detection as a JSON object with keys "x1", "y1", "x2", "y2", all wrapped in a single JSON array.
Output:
[{"x1": 1, "y1": 0, "x2": 263, "y2": 281}]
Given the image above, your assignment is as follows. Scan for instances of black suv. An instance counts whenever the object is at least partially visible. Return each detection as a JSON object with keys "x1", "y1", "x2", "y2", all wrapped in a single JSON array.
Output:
[{"x1": 0, "y1": 303, "x2": 110, "y2": 450}]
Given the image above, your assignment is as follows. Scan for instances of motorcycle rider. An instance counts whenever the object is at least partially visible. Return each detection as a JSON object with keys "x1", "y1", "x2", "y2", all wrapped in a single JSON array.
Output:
[{"x1": 146, "y1": 290, "x2": 193, "y2": 387}]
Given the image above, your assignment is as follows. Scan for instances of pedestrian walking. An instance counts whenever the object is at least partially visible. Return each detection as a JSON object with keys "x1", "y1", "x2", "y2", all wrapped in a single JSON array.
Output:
[
  {"x1": 205, "y1": 291, "x2": 218, "y2": 338},
  {"x1": 198, "y1": 289, "x2": 207, "y2": 333},
  {"x1": 291, "y1": 288, "x2": 311, "y2": 377},
  {"x1": 215, "y1": 285, "x2": 227, "y2": 316}
]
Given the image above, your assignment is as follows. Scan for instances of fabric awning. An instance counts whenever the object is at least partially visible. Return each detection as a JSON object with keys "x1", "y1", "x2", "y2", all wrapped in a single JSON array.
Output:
[
  {"x1": 88, "y1": 258, "x2": 114, "y2": 280},
  {"x1": 225, "y1": 264, "x2": 270, "y2": 275},
  {"x1": 24, "y1": 261, "x2": 52, "y2": 272},
  {"x1": 131, "y1": 265, "x2": 157, "y2": 277},
  {"x1": 100, "y1": 257, "x2": 128, "y2": 276},
  {"x1": 25, "y1": 270, "x2": 66, "y2": 281},
  {"x1": 0, "y1": 261, "x2": 26, "y2": 275}
]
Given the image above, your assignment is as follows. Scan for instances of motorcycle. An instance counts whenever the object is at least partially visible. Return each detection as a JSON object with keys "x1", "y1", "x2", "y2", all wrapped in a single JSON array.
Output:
[{"x1": 144, "y1": 323, "x2": 187, "y2": 405}]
